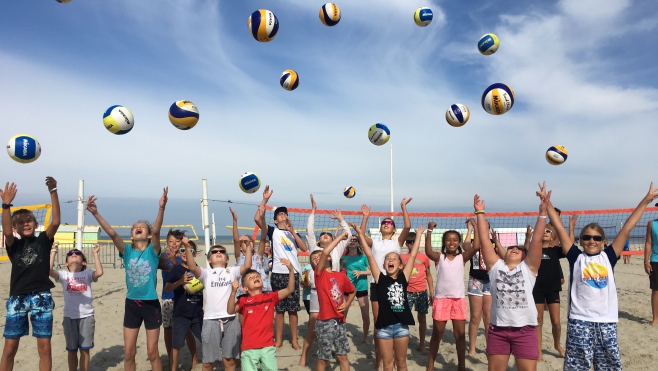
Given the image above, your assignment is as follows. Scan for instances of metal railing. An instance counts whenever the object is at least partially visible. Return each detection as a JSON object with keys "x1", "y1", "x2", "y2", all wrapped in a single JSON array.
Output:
[{"x1": 52, "y1": 243, "x2": 119, "y2": 269}]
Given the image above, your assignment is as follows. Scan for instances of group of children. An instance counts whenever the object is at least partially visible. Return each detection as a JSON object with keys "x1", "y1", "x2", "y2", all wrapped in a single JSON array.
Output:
[{"x1": 1, "y1": 178, "x2": 657, "y2": 371}]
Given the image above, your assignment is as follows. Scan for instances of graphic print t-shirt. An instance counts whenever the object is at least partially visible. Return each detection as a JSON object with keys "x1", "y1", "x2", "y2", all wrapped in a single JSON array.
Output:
[
  {"x1": 120, "y1": 243, "x2": 160, "y2": 300},
  {"x1": 8, "y1": 233, "x2": 55, "y2": 296},
  {"x1": 375, "y1": 273, "x2": 415, "y2": 329},
  {"x1": 198, "y1": 266, "x2": 240, "y2": 320},
  {"x1": 268, "y1": 226, "x2": 302, "y2": 275},
  {"x1": 315, "y1": 269, "x2": 354, "y2": 322},
  {"x1": 469, "y1": 250, "x2": 490, "y2": 282},
  {"x1": 57, "y1": 269, "x2": 96, "y2": 319},
  {"x1": 488, "y1": 259, "x2": 538, "y2": 327},
  {"x1": 400, "y1": 253, "x2": 430, "y2": 293}
]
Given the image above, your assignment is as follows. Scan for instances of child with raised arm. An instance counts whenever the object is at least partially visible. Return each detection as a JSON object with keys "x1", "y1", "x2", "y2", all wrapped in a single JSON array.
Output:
[
  {"x1": 356, "y1": 224, "x2": 424, "y2": 371},
  {"x1": 49, "y1": 244, "x2": 103, "y2": 371},
  {"x1": 474, "y1": 190, "x2": 547, "y2": 371},
  {"x1": 424, "y1": 220, "x2": 477, "y2": 371},
  {"x1": 228, "y1": 259, "x2": 296, "y2": 371},
  {"x1": 160, "y1": 229, "x2": 184, "y2": 370},
  {"x1": 545, "y1": 182, "x2": 658, "y2": 371},
  {"x1": 340, "y1": 228, "x2": 371, "y2": 344},
  {"x1": 0, "y1": 177, "x2": 60, "y2": 371},
  {"x1": 231, "y1": 206, "x2": 271, "y2": 297},
  {"x1": 184, "y1": 235, "x2": 252, "y2": 371},
  {"x1": 253, "y1": 186, "x2": 308, "y2": 349},
  {"x1": 466, "y1": 218, "x2": 493, "y2": 356},
  {"x1": 86, "y1": 188, "x2": 168, "y2": 371}
]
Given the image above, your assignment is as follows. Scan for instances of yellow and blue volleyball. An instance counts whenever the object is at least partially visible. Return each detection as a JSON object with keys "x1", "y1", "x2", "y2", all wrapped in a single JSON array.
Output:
[
  {"x1": 368, "y1": 123, "x2": 390, "y2": 146},
  {"x1": 546, "y1": 145, "x2": 568, "y2": 165},
  {"x1": 239, "y1": 172, "x2": 261, "y2": 194},
  {"x1": 280, "y1": 70, "x2": 299, "y2": 91},
  {"x1": 478, "y1": 33, "x2": 500, "y2": 55},
  {"x1": 414, "y1": 7, "x2": 433, "y2": 27},
  {"x1": 102, "y1": 105, "x2": 134, "y2": 135},
  {"x1": 445, "y1": 103, "x2": 470, "y2": 127},
  {"x1": 343, "y1": 186, "x2": 356, "y2": 199},
  {"x1": 7, "y1": 134, "x2": 41, "y2": 164},
  {"x1": 481, "y1": 83, "x2": 515, "y2": 115},
  {"x1": 248, "y1": 9, "x2": 279, "y2": 42},
  {"x1": 168, "y1": 100, "x2": 199, "y2": 130},
  {"x1": 319, "y1": 3, "x2": 341, "y2": 27}
]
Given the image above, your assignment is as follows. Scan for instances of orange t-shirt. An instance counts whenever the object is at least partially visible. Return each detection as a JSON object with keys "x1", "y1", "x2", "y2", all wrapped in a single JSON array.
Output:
[{"x1": 400, "y1": 253, "x2": 431, "y2": 293}]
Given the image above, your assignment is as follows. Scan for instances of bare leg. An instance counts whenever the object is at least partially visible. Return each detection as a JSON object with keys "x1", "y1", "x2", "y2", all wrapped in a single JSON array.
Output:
[
  {"x1": 467, "y1": 295, "x2": 482, "y2": 355},
  {"x1": 393, "y1": 336, "x2": 409, "y2": 371},
  {"x1": 123, "y1": 327, "x2": 139, "y2": 371},
  {"x1": 185, "y1": 330, "x2": 198, "y2": 369},
  {"x1": 289, "y1": 311, "x2": 301, "y2": 350},
  {"x1": 298, "y1": 313, "x2": 318, "y2": 366},
  {"x1": 275, "y1": 312, "x2": 285, "y2": 348},
  {"x1": 487, "y1": 354, "x2": 511, "y2": 371},
  {"x1": 145, "y1": 328, "x2": 162, "y2": 371},
  {"x1": 482, "y1": 295, "x2": 492, "y2": 341},
  {"x1": 222, "y1": 357, "x2": 236, "y2": 371},
  {"x1": 358, "y1": 296, "x2": 371, "y2": 344},
  {"x1": 515, "y1": 357, "x2": 538, "y2": 371},
  {"x1": 164, "y1": 327, "x2": 172, "y2": 369},
  {"x1": 336, "y1": 354, "x2": 350, "y2": 371},
  {"x1": 453, "y1": 320, "x2": 466, "y2": 368},
  {"x1": 170, "y1": 348, "x2": 179, "y2": 371},
  {"x1": 316, "y1": 359, "x2": 328, "y2": 371},
  {"x1": 652, "y1": 290, "x2": 658, "y2": 326},
  {"x1": 372, "y1": 301, "x2": 380, "y2": 370},
  {"x1": 67, "y1": 351, "x2": 78, "y2": 371},
  {"x1": 202, "y1": 362, "x2": 214, "y2": 371},
  {"x1": 79, "y1": 349, "x2": 90, "y2": 371},
  {"x1": 36, "y1": 338, "x2": 52, "y2": 371},
  {"x1": 0, "y1": 338, "x2": 20, "y2": 371},
  {"x1": 418, "y1": 313, "x2": 428, "y2": 354},
  {"x1": 427, "y1": 320, "x2": 446, "y2": 370},
  {"x1": 547, "y1": 303, "x2": 564, "y2": 356},
  {"x1": 535, "y1": 303, "x2": 544, "y2": 362},
  {"x1": 379, "y1": 338, "x2": 394, "y2": 371}
]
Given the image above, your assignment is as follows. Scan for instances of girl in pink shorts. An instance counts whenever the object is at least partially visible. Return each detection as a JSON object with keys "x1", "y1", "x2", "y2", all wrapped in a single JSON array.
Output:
[
  {"x1": 424, "y1": 220, "x2": 478, "y2": 371},
  {"x1": 473, "y1": 186, "x2": 547, "y2": 371}
]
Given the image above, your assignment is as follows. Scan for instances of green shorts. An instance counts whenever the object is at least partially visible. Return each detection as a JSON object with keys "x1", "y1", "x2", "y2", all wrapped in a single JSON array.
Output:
[{"x1": 241, "y1": 346, "x2": 277, "y2": 371}]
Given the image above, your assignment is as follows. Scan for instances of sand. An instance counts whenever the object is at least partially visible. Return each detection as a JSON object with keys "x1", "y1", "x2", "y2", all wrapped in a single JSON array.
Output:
[{"x1": 1, "y1": 250, "x2": 657, "y2": 371}]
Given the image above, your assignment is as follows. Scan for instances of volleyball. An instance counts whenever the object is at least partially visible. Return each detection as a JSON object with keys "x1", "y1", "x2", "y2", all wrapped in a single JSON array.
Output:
[
  {"x1": 56, "y1": 0, "x2": 72, "y2": 3},
  {"x1": 7, "y1": 134, "x2": 41, "y2": 164},
  {"x1": 478, "y1": 33, "x2": 500, "y2": 55},
  {"x1": 248, "y1": 9, "x2": 279, "y2": 42},
  {"x1": 280, "y1": 70, "x2": 299, "y2": 91},
  {"x1": 546, "y1": 145, "x2": 568, "y2": 165},
  {"x1": 481, "y1": 83, "x2": 515, "y2": 115},
  {"x1": 414, "y1": 7, "x2": 433, "y2": 27},
  {"x1": 343, "y1": 186, "x2": 356, "y2": 199},
  {"x1": 368, "y1": 123, "x2": 390, "y2": 146},
  {"x1": 184, "y1": 277, "x2": 204, "y2": 294},
  {"x1": 168, "y1": 100, "x2": 199, "y2": 130},
  {"x1": 239, "y1": 172, "x2": 261, "y2": 194},
  {"x1": 319, "y1": 3, "x2": 341, "y2": 27},
  {"x1": 445, "y1": 103, "x2": 470, "y2": 127},
  {"x1": 102, "y1": 105, "x2": 134, "y2": 135}
]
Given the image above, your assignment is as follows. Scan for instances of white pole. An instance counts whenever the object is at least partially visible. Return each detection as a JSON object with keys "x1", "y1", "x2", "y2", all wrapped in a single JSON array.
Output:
[
  {"x1": 211, "y1": 213, "x2": 216, "y2": 246},
  {"x1": 390, "y1": 143, "x2": 394, "y2": 217},
  {"x1": 76, "y1": 180, "x2": 85, "y2": 250},
  {"x1": 202, "y1": 180, "x2": 211, "y2": 268}
]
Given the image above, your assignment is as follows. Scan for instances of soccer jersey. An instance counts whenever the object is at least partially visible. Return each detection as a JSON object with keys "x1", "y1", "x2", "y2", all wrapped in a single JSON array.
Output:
[
  {"x1": 237, "y1": 292, "x2": 280, "y2": 351},
  {"x1": 198, "y1": 266, "x2": 240, "y2": 319}
]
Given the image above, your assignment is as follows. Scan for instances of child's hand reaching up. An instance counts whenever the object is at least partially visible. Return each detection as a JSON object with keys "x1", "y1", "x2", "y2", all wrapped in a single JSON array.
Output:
[
  {"x1": 280, "y1": 258, "x2": 292, "y2": 270},
  {"x1": 231, "y1": 279, "x2": 239, "y2": 292}
]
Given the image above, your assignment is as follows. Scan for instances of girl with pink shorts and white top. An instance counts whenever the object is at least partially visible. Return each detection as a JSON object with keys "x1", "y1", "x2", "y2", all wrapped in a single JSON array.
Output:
[
  {"x1": 424, "y1": 221, "x2": 478, "y2": 371},
  {"x1": 473, "y1": 185, "x2": 548, "y2": 371}
]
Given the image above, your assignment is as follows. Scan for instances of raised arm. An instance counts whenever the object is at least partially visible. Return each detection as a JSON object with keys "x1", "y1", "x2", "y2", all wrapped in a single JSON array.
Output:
[
  {"x1": 540, "y1": 183, "x2": 572, "y2": 256},
  {"x1": 49, "y1": 242, "x2": 59, "y2": 280},
  {"x1": 316, "y1": 231, "x2": 348, "y2": 275},
  {"x1": 306, "y1": 194, "x2": 318, "y2": 251},
  {"x1": 611, "y1": 182, "x2": 658, "y2": 257},
  {"x1": 1, "y1": 182, "x2": 17, "y2": 247},
  {"x1": 646, "y1": 220, "x2": 653, "y2": 276},
  {"x1": 331, "y1": 209, "x2": 352, "y2": 257},
  {"x1": 227, "y1": 279, "x2": 240, "y2": 315},
  {"x1": 359, "y1": 204, "x2": 373, "y2": 247},
  {"x1": 526, "y1": 191, "x2": 551, "y2": 275},
  {"x1": 523, "y1": 225, "x2": 532, "y2": 251},
  {"x1": 425, "y1": 221, "x2": 441, "y2": 262},
  {"x1": 278, "y1": 258, "x2": 296, "y2": 300},
  {"x1": 256, "y1": 203, "x2": 268, "y2": 258},
  {"x1": 254, "y1": 185, "x2": 273, "y2": 230},
  {"x1": 462, "y1": 219, "x2": 478, "y2": 263},
  {"x1": 474, "y1": 195, "x2": 500, "y2": 270},
  {"x1": 238, "y1": 239, "x2": 253, "y2": 276},
  {"x1": 86, "y1": 196, "x2": 125, "y2": 254},
  {"x1": 151, "y1": 187, "x2": 168, "y2": 255},
  {"x1": 91, "y1": 244, "x2": 104, "y2": 280},
  {"x1": 230, "y1": 207, "x2": 241, "y2": 260},
  {"x1": 183, "y1": 236, "x2": 202, "y2": 278},
  {"x1": 355, "y1": 225, "x2": 380, "y2": 283},
  {"x1": 403, "y1": 226, "x2": 425, "y2": 279},
  {"x1": 44, "y1": 177, "x2": 60, "y2": 240},
  {"x1": 491, "y1": 229, "x2": 506, "y2": 260},
  {"x1": 568, "y1": 214, "x2": 578, "y2": 245},
  {"x1": 397, "y1": 198, "x2": 413, "y2": 247}
]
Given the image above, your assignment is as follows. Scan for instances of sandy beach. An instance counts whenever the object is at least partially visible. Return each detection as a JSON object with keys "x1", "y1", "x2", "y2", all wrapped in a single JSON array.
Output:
[{"x1": 1, "y1": 250, "x2": 657, "y2": 371}]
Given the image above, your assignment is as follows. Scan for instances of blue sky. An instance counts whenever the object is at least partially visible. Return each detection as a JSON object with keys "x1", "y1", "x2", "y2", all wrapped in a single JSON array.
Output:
[{"x1": 2, "y1": 0, "x2": 657, "y2": 231}]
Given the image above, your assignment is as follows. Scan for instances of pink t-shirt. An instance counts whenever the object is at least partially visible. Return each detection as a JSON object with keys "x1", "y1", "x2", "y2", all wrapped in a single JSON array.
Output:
[
  {"x1": 434, "y1": 254, "x2": 465, "y2": 299},
  {"x1": 400, "y1": 253, "x2": 430, "y2": 293}
]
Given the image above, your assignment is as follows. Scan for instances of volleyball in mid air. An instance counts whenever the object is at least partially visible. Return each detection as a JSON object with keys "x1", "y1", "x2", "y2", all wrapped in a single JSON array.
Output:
[
  {"x1": 343, "y1": 186, "x2": 356, "y2": 199},
  {"x1": 169, "y1": 100, "x2": 199, "y2": 130},
  {"x1": 248, "y1": 9, "x2": 279, "y2": 42},
  {"x1": 7, "y1": 134, "x2": 41, "y2": 164},
  {"x1": 478, "y1": 33, "x2": 500, "y2": 55},
  {"x1": 445, "y1": 103, "x2": 470, "y2": 127},
  {"x1": 368, "y1": 123, "x2": 390, "y2": 146},
  {"x1": 102, "y1": 105, "x2": 134, "y2": 135},
  {"x1": 239, "y1": 172, "x2": 262, "y2": 194},
  {"x1": 414, "y1": 7, "x2": 433, "y2": 27},
  {"x1": 481, "y1": 83, "x2": 515, "y2": 115},
  {"x1": 280, "y1": 70, "x2": 299, "y2": 91},
  {"x1": 546, "y1": 145, "x2": 568, "y2": 165},
  {"x1": 319, "y1": 3, "x2": 341, "y2": 27},
  {"x1": 56, "y1": 0, "x2": 72, "y2": 3}
]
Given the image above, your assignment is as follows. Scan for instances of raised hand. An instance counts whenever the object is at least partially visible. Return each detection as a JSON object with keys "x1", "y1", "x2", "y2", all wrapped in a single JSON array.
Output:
[
  {"x1": 569, "y1": 214, "x2": 578, "y2": 229},
  {"x1": 159, "y1": 187, "x2": 169, "y2": 209},
  {"x1": 416, "y1": 226, "x2": 426, "y2": 236},
  {"x1": 338, "y1": 231, "x2": 349, "y2": 240},
  {"x1": 262, "y1": 185, "x2": 273, "y2": 202},
  {"x1": 401, "y1": 198, "x2": 413, "y2": 208},
  {"x1": 280, "y1": 258, "x2": 292, "y2": 270},
  {"x1": 310, "y1": 194, "x2": 317, "y2": 210},
  {"x1": 86, "y1": 196, "x2": 98, "y2": 214},
  {"x1": 229, "y1": 207, "x2": 238, "y2": 221},
  {"x1": 526, "y1": 224, "x2": 533, "y2": 236},
  {"x1": 182, "y1": 236, "x2": 190, "y2": 246},
  {"x1": 643, "y1": 182, "x2": 658, "y2": 205},
  {"x1": 92, "y1": 244, "x2": 101, "y2": 254},
  {"x1": 331, "y1": 209, "x2": 343, "y2": 221},
  {"x1": 45, "y1": 176, "x2": 57, "y2": 191},
  {"x1": 536, "y1": 181, "x2": 547, "y2": 200},
  {"x1": 428, "y1": 221, "x2": 437, "y2": 230},
  {"x1": 474, "y1": 194, "x2": 485, "y2": 212},
  {"x1": 0, "y1": 182, "x2": 17, "y2": 204},
  {"x1": 361, "y1": 204, "x2": 370, "y2": 217},
  {"x1": 348, "y1": 222, "x2": 358, "y2": 231},
  {"x1": 231, "y1": 279, "x2": 239, "y2": 291},
  {"x1": 466, "y1": 218, "x2": 475, "y2": 230},
  {"x1": 539, "y1": 190, "x2": 551, "y2": 214}
]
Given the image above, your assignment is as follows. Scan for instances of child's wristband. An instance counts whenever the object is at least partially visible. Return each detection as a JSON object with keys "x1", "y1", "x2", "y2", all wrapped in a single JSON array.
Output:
[
  {"x1": 538, "y1": 215, "x2": 548, "y2": 219},
  {"x1": 474, "y1": 210, "x2": 485, "y2": 215}
]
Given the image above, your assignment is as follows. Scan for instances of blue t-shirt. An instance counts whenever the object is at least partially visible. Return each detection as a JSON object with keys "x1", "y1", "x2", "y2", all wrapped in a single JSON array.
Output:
[
  {"x1": 160, "y1": 254, "x2": 181, "y2": 300},
  {"x1": 120, "y1": 243, "x2": 161, "y2": 300},
  {"x1": 652, "y1": 220, "x2": 658, "y2": 263}
]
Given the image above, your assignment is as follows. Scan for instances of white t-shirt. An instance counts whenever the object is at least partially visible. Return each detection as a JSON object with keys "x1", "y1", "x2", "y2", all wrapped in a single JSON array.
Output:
[
  {"x1": 271, "y1": 227, "x2": 302, "y2": 275},
  {"x1": 434, "y1": 254, "x2": 465, "y2": 299},
  {"x1": 306, "y1": 214, "x2": 351, "y2": 272},
  {"x1": 488, "y1": 259, "x2": 538, "y2": 327},
  {"x1": 57, "y1": 270, "x2": 97, "y2": 319},
  {"x1": 198, "y1": 266, "x2": 241, "y2": 320},
  {"x1": 370, "y1": 239, "x2": 401, "y2": 283}
]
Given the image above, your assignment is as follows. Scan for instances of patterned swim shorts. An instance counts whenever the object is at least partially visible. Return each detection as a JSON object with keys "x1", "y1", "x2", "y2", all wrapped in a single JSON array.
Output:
[
  {"x1": 4, "y1": 290, "x2": 55, "y2": 339},
  {"x1": 270, "y1": 272, "x2": 301, "y2": 312},
  {"x1": 315, "y1": 319, "x2": 350, "y2": 360},
  {"x1": 406, "y1": 290, "x2": 429, "y2": 314}
]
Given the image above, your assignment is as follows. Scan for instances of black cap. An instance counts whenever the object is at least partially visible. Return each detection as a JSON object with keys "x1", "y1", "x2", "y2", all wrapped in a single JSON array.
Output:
[{"x1": 273, "y1": 206, "x2": 288, "y2": 219}]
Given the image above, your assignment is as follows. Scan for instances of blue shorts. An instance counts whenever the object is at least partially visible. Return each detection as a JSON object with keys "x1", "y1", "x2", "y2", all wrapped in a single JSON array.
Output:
[
  {"x1": 376, "y1": 323, "x2": 410, "y2": 340},
  {"x1": 467, "y1": 276, "x2": 491, "y2": 296},
  {"x1": 3, "y1": 290, "x2": 55, "y2": 339}
]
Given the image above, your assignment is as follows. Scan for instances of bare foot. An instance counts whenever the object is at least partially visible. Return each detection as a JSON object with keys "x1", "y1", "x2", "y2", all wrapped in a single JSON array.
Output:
[
  {"x1": 298, "y1": 358, "x2": 306, "y2": 367},
  {"x1": 555, "y1": 344, "x2": 566, "y2": 357},
  {"x1": 538, "y1": 356, "x2": 543, "y2": 362},
  {"x1": 468, "y1": 350, "x2": 476, "y2": 356},
  {"x1": 418, "y1": 346, "x2": 428, "y2": 355},
  {"x1": 651, "y1": 319, "x2": 658, "y2": 327},
  {"x1": 363, "y1": 337, "x2": 371, "y2": 344},
  {"x1": 292, "y1": 342, "x2": 301, "y2": 350},
  {"x1": 275, "y1": 341, "x2": 283, "y2": 348}
]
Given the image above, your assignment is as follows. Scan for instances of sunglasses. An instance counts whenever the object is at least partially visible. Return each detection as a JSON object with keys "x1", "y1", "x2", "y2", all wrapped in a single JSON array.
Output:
[
  {"x1": 350, "y1": 238, "x2": 359, "y2": 242},
  {"x1": 381, "y1": 221, "x2": 395, "y2": 227},
  {"x1": 210, "y1": 250, "x2": 228, "y2": 256},
  {"x1": 67, "y1": 251, "x2": 82, "y2": 256},
  {"x1": 319, "y1": 232, "x2": 333, "y2": 237},
  {"x1": 507, "y1": 246, "x2": 527, "y2": 253},
  {"x1": 405, "y1": 240, "x2": 414, "y2": 244},
  {"x1": 544, "y1": 229, "x2": 553, "y2": 234},
  {"x1": 179, "y1": 248, "x2": 196, "y2": 254},
  {"x1": 581, "y1": 235, "x2": 603, "y2": 242}
]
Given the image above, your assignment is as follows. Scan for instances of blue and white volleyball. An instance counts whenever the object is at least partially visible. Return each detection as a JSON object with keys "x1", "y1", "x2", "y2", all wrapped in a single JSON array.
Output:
[
  {"x1": 445, "y1": 103, "x2": 470, "y2": 127},
  {"x1": 102, "y1": 105, "x2": 134, "y2": 135},
  {"x1": 481, "y1": 83, "x2": 515, "y2": 115},
  {"x1": 248, "y1": 9, "x2": 279, "y2": 42},
  {"x1": 478, "y1": 33, "x2": 500, "y2": 55},
  {"x1": 168, "y1": 100, "x2": 199, "y2": 130},
  {"x1": 319, "y1": 3, "x2": 341, "y2": 27},
  {"x1": 368, "y1": 123, "x2": 390, "y2": 146},
  {"x1": 546, "y1": 145, "x2": 568, "y2": 165},
  {"x1": 343, "y1": 186, "x2": 356, "y2": 199},
  {"x1": 239, "y1": 172, "x2": 262, "y2": 194},
  {"x1": 414, "y1": 7, "x2": 433, "y2": 27},
  {"x1": 7, "y1": 134, "x2": 41, "y2": 164},
  {"x1": 280, "y1": 70, "x2": 299, "y2": 91}
]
